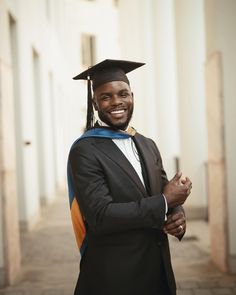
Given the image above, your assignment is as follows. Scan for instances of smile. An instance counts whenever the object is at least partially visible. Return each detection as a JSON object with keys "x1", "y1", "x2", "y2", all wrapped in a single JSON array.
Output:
[{"x1": 110, "y1": 109, "x2": 126, "y2": 115}]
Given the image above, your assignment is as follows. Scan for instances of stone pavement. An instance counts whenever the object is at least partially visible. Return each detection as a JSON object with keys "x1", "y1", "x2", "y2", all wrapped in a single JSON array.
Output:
[
  {"x1": 170, "y1": 222, "x2": 236, "y2": 295},
  {"x1": 0, "y1": 193, "x2": 236, "y2": 295}
]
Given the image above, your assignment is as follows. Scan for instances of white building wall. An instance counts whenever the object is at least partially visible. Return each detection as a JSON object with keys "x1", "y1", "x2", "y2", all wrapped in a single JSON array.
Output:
[
  {"x1": 0, "y1": 0, "x2": 21, "y2": 285},
  {"x1": 205, "y1": 0, "x2": 236, "y2": 273},
  {"x1": 64, "y1": 0, "x2": 121, "y2": 143},
  {"x1": 75, "y1": 1, "x2": 120, "y2": 60},
  {"x1": 152, "y1": 0, "x2": 180, "y2": 176},
  {"x1": 5, "y1": 0, "x2": 120, "y2": 228},
  {"x1": 221, "y1": 4, "x2": 236, "y2": 270},
  {"x1": 174, "y1": 0, "x2": 208, "y2": 217},
  {"x1": 7, "y1": 0, "x2": 42, "y2": 227}
]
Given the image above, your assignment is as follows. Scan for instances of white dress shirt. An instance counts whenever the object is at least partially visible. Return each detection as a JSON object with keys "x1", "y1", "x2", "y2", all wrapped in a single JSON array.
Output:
[
  {"x1": 97, "y1": 121, "x2": 168, "y2": 217},
  {"x1": 113, "y1": 137, "x2": 146, "y2": 187}
]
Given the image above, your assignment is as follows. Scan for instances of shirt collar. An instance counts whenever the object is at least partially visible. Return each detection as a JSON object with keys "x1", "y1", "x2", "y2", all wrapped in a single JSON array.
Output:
[{"x1": 98, "y1": 120, "x2": 130, "y2": 132}]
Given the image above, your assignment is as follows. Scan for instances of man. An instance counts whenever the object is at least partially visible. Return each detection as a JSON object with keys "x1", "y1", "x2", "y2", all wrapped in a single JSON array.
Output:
[{"x1": 67, "y1": 59, "x2": 192, "y2": 295}]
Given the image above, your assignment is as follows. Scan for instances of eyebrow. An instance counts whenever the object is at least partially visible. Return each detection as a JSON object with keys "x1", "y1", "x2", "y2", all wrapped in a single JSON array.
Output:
[
  {"x1": 100, "y1": 88, "x2": 129, "y2": 95},
  {"x1": 99, "y1": 92, "x2": 112, "y2": 96}
]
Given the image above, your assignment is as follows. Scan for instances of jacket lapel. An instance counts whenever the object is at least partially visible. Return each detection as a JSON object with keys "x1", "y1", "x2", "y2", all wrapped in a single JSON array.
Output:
[
  {"x1": 93, "y1": 138, "x2": 147, "y2": 196},
  {"x1": 133, "y1": 134, "x2": 160, "y2": 195}
]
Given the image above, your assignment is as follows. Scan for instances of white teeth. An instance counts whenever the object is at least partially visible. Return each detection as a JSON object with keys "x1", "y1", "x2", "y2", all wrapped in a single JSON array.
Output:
[{"x1": 111, "y1": 110, "x2": 125, "y2": 114}]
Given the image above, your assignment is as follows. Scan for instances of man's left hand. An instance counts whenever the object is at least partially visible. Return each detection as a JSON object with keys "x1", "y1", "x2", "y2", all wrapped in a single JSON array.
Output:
[{"x1": 163, "y1": 212, "x2": 186, "y2": 238}]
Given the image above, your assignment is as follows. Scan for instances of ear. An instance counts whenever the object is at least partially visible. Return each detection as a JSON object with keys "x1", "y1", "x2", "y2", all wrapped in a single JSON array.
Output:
[{"x1": 92, "y1": 97, "x2": 98, "y2": 111}]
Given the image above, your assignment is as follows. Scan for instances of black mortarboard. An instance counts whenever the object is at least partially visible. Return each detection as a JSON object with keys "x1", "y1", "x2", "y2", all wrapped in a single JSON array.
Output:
[{"x1": 73, "y1": 59, "x2": 145, "y2": 130}]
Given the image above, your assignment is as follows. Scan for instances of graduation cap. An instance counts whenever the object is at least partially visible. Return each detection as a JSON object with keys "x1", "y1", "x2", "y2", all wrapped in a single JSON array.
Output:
[{"x1": 73, "y1": 59, "x2": 145, "y2": 130}]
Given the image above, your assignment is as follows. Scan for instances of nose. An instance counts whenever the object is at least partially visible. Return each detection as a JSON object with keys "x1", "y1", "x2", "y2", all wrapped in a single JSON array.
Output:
[{"x1": 111, "y1": 94, "x2": 122, "y2": 106}]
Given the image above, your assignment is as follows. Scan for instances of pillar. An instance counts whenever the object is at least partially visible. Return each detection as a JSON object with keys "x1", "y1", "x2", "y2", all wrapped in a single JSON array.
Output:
[
  {"x1": 174, "y1": 0, "x2": 208, "y2": 218},
  {"x1": 0, "y1": 0, "x2": 21, "y2": 286},
  {"x1": 204, "y1": 0, "x2": 236, "y2": 273}
]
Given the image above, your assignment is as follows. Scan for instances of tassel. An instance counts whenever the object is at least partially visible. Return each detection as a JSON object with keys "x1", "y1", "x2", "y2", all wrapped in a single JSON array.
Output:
[{"x1": 86, "y1": 76, "x2": 94, "y2": 130}]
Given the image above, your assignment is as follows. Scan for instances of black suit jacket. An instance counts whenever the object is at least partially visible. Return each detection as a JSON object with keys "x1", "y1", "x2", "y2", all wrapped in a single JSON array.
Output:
[{"x1": 69, "y1": 132, "x2": 181, "y2": 295}]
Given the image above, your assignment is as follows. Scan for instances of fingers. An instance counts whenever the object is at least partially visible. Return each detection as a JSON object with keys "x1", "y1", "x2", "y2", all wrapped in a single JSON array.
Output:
[
  {"x1": 184, "y1": 177, "x2": 192, "y2": 187},
  {"x1": 164, "y1": 213, "x2": 186, "y2": 236},
  {"x1": 165, "y1": 219, "x2": 185, "y2": 231},
  {"x1": 171, "y1": 172, "x2": 182, "y2": 183},
  {"x1": 165, "y1": 212, "x2": 183, "y2": 224},
  {"x1": 171, "y1": 173, "x2": 192, "y2": 190},
  {"x1": 180, "y1": 177, "x2": 192, "y2": 195},
  {"x1": 170, "y1": 172, "x2": 192, "y2": 188},
  {"x1": 164, "y1": 224, "x2": 185, "y2": 236},
  {"x1": 165, "y1": 213, "x2": 185, "y2": 228},
  {"x1": 163, "y1": 173, "x2": 192, "y2": 208},
  {"x1": 185, "y1": 178, "x2": 192, "y2": 195}
]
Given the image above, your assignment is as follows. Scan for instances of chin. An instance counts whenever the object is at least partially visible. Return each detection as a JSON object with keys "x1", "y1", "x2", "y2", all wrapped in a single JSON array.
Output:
[
  {"x1": 98, "y1": 111, "x2": 133, "y2": 130},
  {"x1": 111, "y1": 117, "x2": 132, "y2": 129}
]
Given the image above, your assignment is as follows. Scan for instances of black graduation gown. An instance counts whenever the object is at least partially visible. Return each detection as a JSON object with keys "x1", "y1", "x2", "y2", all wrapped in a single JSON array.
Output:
[{"x1": 69, "y1": 132, "x2": 180, "y2": 295}]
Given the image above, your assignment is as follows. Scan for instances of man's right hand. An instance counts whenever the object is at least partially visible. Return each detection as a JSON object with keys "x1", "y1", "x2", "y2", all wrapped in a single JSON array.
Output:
[{"x1": 163, "y1": 172, "x2": 192, "y2": 208}]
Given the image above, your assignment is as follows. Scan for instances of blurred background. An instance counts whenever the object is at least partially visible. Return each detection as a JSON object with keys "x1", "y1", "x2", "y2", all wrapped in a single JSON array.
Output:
[{"x1": 0, "y1": 0, "x2": 236, "y2": 293}]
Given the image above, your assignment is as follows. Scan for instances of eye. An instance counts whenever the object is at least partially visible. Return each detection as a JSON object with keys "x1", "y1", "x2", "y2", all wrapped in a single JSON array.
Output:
[
  {"x1": 120, "y1": 92, "x2": 129, "y2": 98},
  {"x1": 100, "y1": 94, "x2": 110, "y2": 100}
]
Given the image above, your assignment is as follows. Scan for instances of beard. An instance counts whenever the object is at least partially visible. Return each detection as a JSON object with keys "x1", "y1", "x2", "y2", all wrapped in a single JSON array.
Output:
[{"x1": 97, "y1": 105, "x2": 134, "y2": 131}]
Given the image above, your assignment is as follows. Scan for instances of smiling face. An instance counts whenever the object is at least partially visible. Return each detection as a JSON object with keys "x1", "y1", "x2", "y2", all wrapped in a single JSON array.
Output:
[{"x1": 93, "y1": 81, "x2": 134, "y2": 130}]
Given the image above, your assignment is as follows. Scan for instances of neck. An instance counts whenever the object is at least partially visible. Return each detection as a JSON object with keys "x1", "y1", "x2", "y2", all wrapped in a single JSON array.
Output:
[{"x1": 97, "y1": 120, "x2": 130, "y2": 131}]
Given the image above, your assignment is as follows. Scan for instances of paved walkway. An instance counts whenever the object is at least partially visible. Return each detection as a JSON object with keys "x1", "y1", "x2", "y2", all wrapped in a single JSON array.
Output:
[
  {"x1": 170, "y1": 222, "x2": 236, "y2": 295},
  {"x1": 1, "y1": 193, "x2": 236, "y2": 295}
]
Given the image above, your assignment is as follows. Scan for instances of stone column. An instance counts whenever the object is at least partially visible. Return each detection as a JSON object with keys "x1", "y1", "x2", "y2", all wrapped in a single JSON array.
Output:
[
  {"x1": 0, "y1": 0, "x2": 21, "y2": 286},
  {"x1": 152, "y1": 0, "x2": 180, "y2": 176},
  {"x1": 204, "y1": 0, "x2": 236, "y2": 273},
  {"x1": 205, "y1": 51, "x2": 228, "y2": 272},
  {"x1": 174, "y1": 0, "x2": 208, "y2": 218}
]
